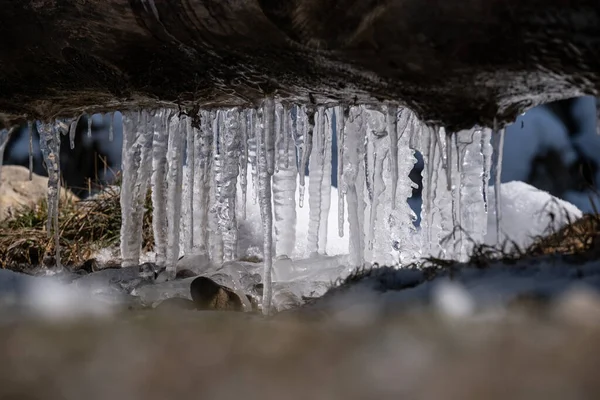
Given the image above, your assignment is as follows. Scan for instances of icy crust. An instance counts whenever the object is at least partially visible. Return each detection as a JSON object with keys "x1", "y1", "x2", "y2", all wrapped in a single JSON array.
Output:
[{"x1": 17, "y1": 101, "x2": 584, "y2": 312}]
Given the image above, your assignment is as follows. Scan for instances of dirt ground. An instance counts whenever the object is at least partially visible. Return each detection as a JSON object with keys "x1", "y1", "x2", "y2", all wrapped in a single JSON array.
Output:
[{"x1": 0, "y1": 302, "x2": 599, "y2": 400}]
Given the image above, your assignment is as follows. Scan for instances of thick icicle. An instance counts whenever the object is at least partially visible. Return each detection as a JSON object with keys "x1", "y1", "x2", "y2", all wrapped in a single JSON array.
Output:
[
  {"x1": 455, "y1": 127, "x2": 490, "y2": 259},
  {"x1": 272, "y1": 102, "x2": 297, "y2": 259},
  {"x1": 28, "y1": 121, "x2": 33, "y2": 180},
  {"x1": 184, "y1": 116, "x2": 195, "y2": 254},
  {"x1": 87, "y1": 115, "x2": 92, "y2": 138},
  {"x1": 120, "y1": 111, "x2": 153, "y2": 267},
  {"x1": 0, "y1": 128, "x2": 12, "y2": 184},
  {"x1": 419, "y1": 125, "x2": 454, "y2": 258},
  {"x1": 298, "y1": 106, "x2": 313, "y2": 208},
  {"x1": 481, "y1": 128, "x2": 493, "y2": 212},
  {"x1": 36, "y1": 121, "x2": 62, "y2": 268},
  {"x1": 343, "y1": 106, "x2": 367, "y2": 267},
  {"x1": 307, "y1": 107, "x2": 326, "y2": 255},
  {"x1": 493, "y1": 123, "x2": 506, "y2": 244},
  {"x1": 239, "y1": 110, "x2": 249, "y2": 220},
  {"x1": 192, "y1": 110, "x2": 213, "y2": 254},
  {"x1": 165, "y1": 114, "x2": 185, "y2": 274},
  {"x1": 256, "y1": 99, "x2": 275, "y2": 315},
  {"x1": 264, "y1": 99, "x2": 276, "y2": 176},
  {"x1": 150, "y1": 110, "x2": 169, "y2": 268},
  {"x1": 364, "y1": 106, "x2": 391, "y2": 263},
  {"x1": 209, "y1": 111, "x2": 224, "y2": 263},
  {"x1": 68, "y1": 117, "x2": 78, "y2": 150},
  {"x1": 388, "y1": 106, "x2": 399, "y2": 208},
  {"x1": 108, "y1": 113, "x2": 114, "y2": 142},
  {"x1": 214, "y1": 108, "x2": 241, "y2": 262},
  {"x1": 336, "y1": 106, "x2": 346, "y2": 237},
  {"x1": 247, "y1": 109, "x2": 259, "y2": 205},
  {"x1": 390, "y1": 108, "x2": 419, "y2": 264}
]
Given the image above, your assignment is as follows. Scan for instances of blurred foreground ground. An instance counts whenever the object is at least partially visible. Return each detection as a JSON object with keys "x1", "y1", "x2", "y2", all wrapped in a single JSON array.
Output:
[{"x1": 1, "y1": 301, "x2": 600, "y2": 400}]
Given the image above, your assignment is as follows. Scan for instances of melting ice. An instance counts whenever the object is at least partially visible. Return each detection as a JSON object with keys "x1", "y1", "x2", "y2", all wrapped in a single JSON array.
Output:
[{"x1": 22, "y1": 100, "x2": 504, "y2": 314}]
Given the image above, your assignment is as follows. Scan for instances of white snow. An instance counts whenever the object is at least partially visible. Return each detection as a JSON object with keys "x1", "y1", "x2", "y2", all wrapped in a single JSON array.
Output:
[{"x1": 485, "y1": 181, "x2": 582, "y2": 249}]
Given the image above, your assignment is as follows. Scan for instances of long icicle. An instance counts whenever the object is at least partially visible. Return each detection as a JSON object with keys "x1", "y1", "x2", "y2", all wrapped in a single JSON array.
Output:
[
  {"x1": 319, "y1": 108, "x2": 333, "y2": 253},
  {"x1": 36, "y1": 121, "x2": 62, "y2": 268},
  {"x1": 120, "y1": 111, "x2": 153, "y2": 267},
  {"x1": 184, "y1": 115, "x2": 195, "y2": 253},
  {"x1": 343, "y1": 106, "x2": 367, "y2": 267},
  {"x1": 307, "y1": 107, "x2": 324, "y2": 255},
  {"x1": 257, "y1": 98, "x2": 275, "y2": 315},
  {"x1": 494, "y1": 121, "x2": 505, "y2": 244},
  {"x1": 150, "y1": 109, "x2": 169, "y2": 268},
  {"x1": 298, "y1": 106, "x2": 313, "y2": 208},
  {"x1": 239, "y1": 110, "x2": 249, "y2": 220},
  {"x1": 272, "y1": 102, "x2": 297, "y2": 258},
  {"x1": 215, "y1": 108, "x2": 241, "y2": 262},
  {"x1": 192, "y1": 110, "x2": 213, "y2": 254},
  {"x1": 336, "y1": 106, "x2": 346, "y2": 237},
  {"x1": 165, "y1": 113, "x2": 185, "y2": 275},
  {"x1": 28, "y1": 121, "x2": 33, "y2": 180}
]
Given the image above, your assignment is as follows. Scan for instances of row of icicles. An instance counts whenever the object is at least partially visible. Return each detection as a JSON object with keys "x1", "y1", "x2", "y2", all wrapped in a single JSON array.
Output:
[{"x1": 0, "y1": 100, "x2": 505, "y2": 314}]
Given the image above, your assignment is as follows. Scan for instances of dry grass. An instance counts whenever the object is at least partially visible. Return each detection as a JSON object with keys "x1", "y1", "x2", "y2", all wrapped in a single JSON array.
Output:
[{"x1": 0, "y1": 185, "x2": 154, "y2": 270}]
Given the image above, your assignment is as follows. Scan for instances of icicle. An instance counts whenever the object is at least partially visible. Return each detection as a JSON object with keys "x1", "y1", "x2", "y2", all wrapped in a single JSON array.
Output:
[
  {"x1": 272, "y1": 102, "x2": 297, "y2": 259},
  {"x1": 28, "y1": 121, "x2": 33, "y2": 181},
  {"x1": 108, "y1": 113, "x2": 114, "y2": 142},
  {"x1": 419, "y1": 125, "x2": 453, "y2": 258},
  {"x1": 453, "y1": 126, "x2": 492, "y2": 259},
  {"x1": 336, "y1": 106, "x2": 346, "y2": 237},
  {"x1": 247, "y1": 109, "x2": 259, "y2": 205},
  {"x1": 68, "y1": 117, "x2": 78, "y2": 150},
  {"x1": 307, "y1": 107, "x2": 326, "y2": 255},
  {"x1": 210, "y1": 111, "x2": 224, "y2": 264},
  {"x1": 0, "y1": 128, "x2": 12, "y2": 184},
  {"x1": 165, "y1": 113, "x2": 185, "y2": 275},
  {"x1": 192, "y1": 110, "x2": 213, "y2": 254},
  {"x1": 298, "y1": 106, "x2": 313, "y2": 208},
  {"x1": 150, "y1": 110, "x2": 169, "y2": 268},
  {"x1": 481, "y1": 128, "x2": 493, "y2": 212},
  {"x1": 184, "y1": 115, "x2": 195, "y2": 254},
  {"x1": 87, "y1": 115, "x2": 92, "y2": 138},
  {"x1": 388, "y1": 105, "x2": 399, "y2": 208},
  {"x1": 239, "y1": 110, "x2": 249, "y2": 220},
  {"x1": 36, "y1": 121, "x2": 62, "y2": 268},
  {"x1": 343, "y1": 106, "x2": 367, "y2": 267},
  {"x1": 264, "y1": 99, "x2": 276, "y2": 175},
  {"x1": 364, "y1": 106, "x2": 391, "y2": 263},
  {"x1": 390, "y1": 108, "x2": 419, "y2": 264},
  {"x1": 257, "y1": 99, "x2": 275, "y2": 315},
  {"x1": 120, "y1": 111, "x2": 153, "y2": 267},
  {"x1": 214, "y1": 108, "x2": 241, "y2": 262},
  {"x1": 493, "y1": 122, "x2": 505, "y2": 244}
]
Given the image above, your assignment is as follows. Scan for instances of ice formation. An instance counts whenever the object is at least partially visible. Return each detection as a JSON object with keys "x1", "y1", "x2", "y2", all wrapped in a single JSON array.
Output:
[
  {"x1": 0, "y1": 128, "x2": 11, "y2": 183},
  {"x1": 36, "y1": 121, "x2": 62, "y2": 268},
  {"x1": 25, "y1": 98, "x2": 507, "y2": 312}
]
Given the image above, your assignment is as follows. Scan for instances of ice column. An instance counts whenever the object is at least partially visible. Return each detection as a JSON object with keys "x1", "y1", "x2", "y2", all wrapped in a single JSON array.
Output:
[
  {"x1": 364, "y1": 106, "x2": 392, "y2": 264},
  {"x1": 183, "y1": 116, "x2": 195, "y2": 254},
  {"x1": 343, "y1": 106, "x2": 367, "y2": 267},
  {"x1": 0, "y1": 128, "x2": 11, "y2": 183},
  {"x1": 307, "y1": 107, "x2": 331, "y2": 255},
  {"x1": 150, "y1": 110, "x2": 169, "y2": 267},
  {"x1": 215, "y1": 108, "x2": 242, "y2": 262},
  {"x1": 257, "y1": 98, "x2": 275, "y2": 315},
  {"x1": 419, "y1": 125, "x2": 453, "y2": 258},
  {"x1": 192, "y1": 110, "x2": 213, "y2": 254},
  {"x1": 120, "y1": 111, "x2": 153, "y2": 267},
  {"x1": 36, "y1": 121, "x2": 62, "y2": 268},
  {"x1": 390, "y1": 108, "x2": 419, "y2": 264},
  {"x1": 272, "y1": 102, "x2": 297, "y2": 258},
  {"x1": 165, "y1": 114, "x2": 185, "y2": 274},
  {"x1": 336, "y1": 106, "x2": 346, "y2": 237}
]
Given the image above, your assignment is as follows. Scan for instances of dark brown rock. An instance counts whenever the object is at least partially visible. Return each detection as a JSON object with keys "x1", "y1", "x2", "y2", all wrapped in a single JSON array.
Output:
[{"x1": 0, "y1": 0, "x2": 598, "y2": 131}]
